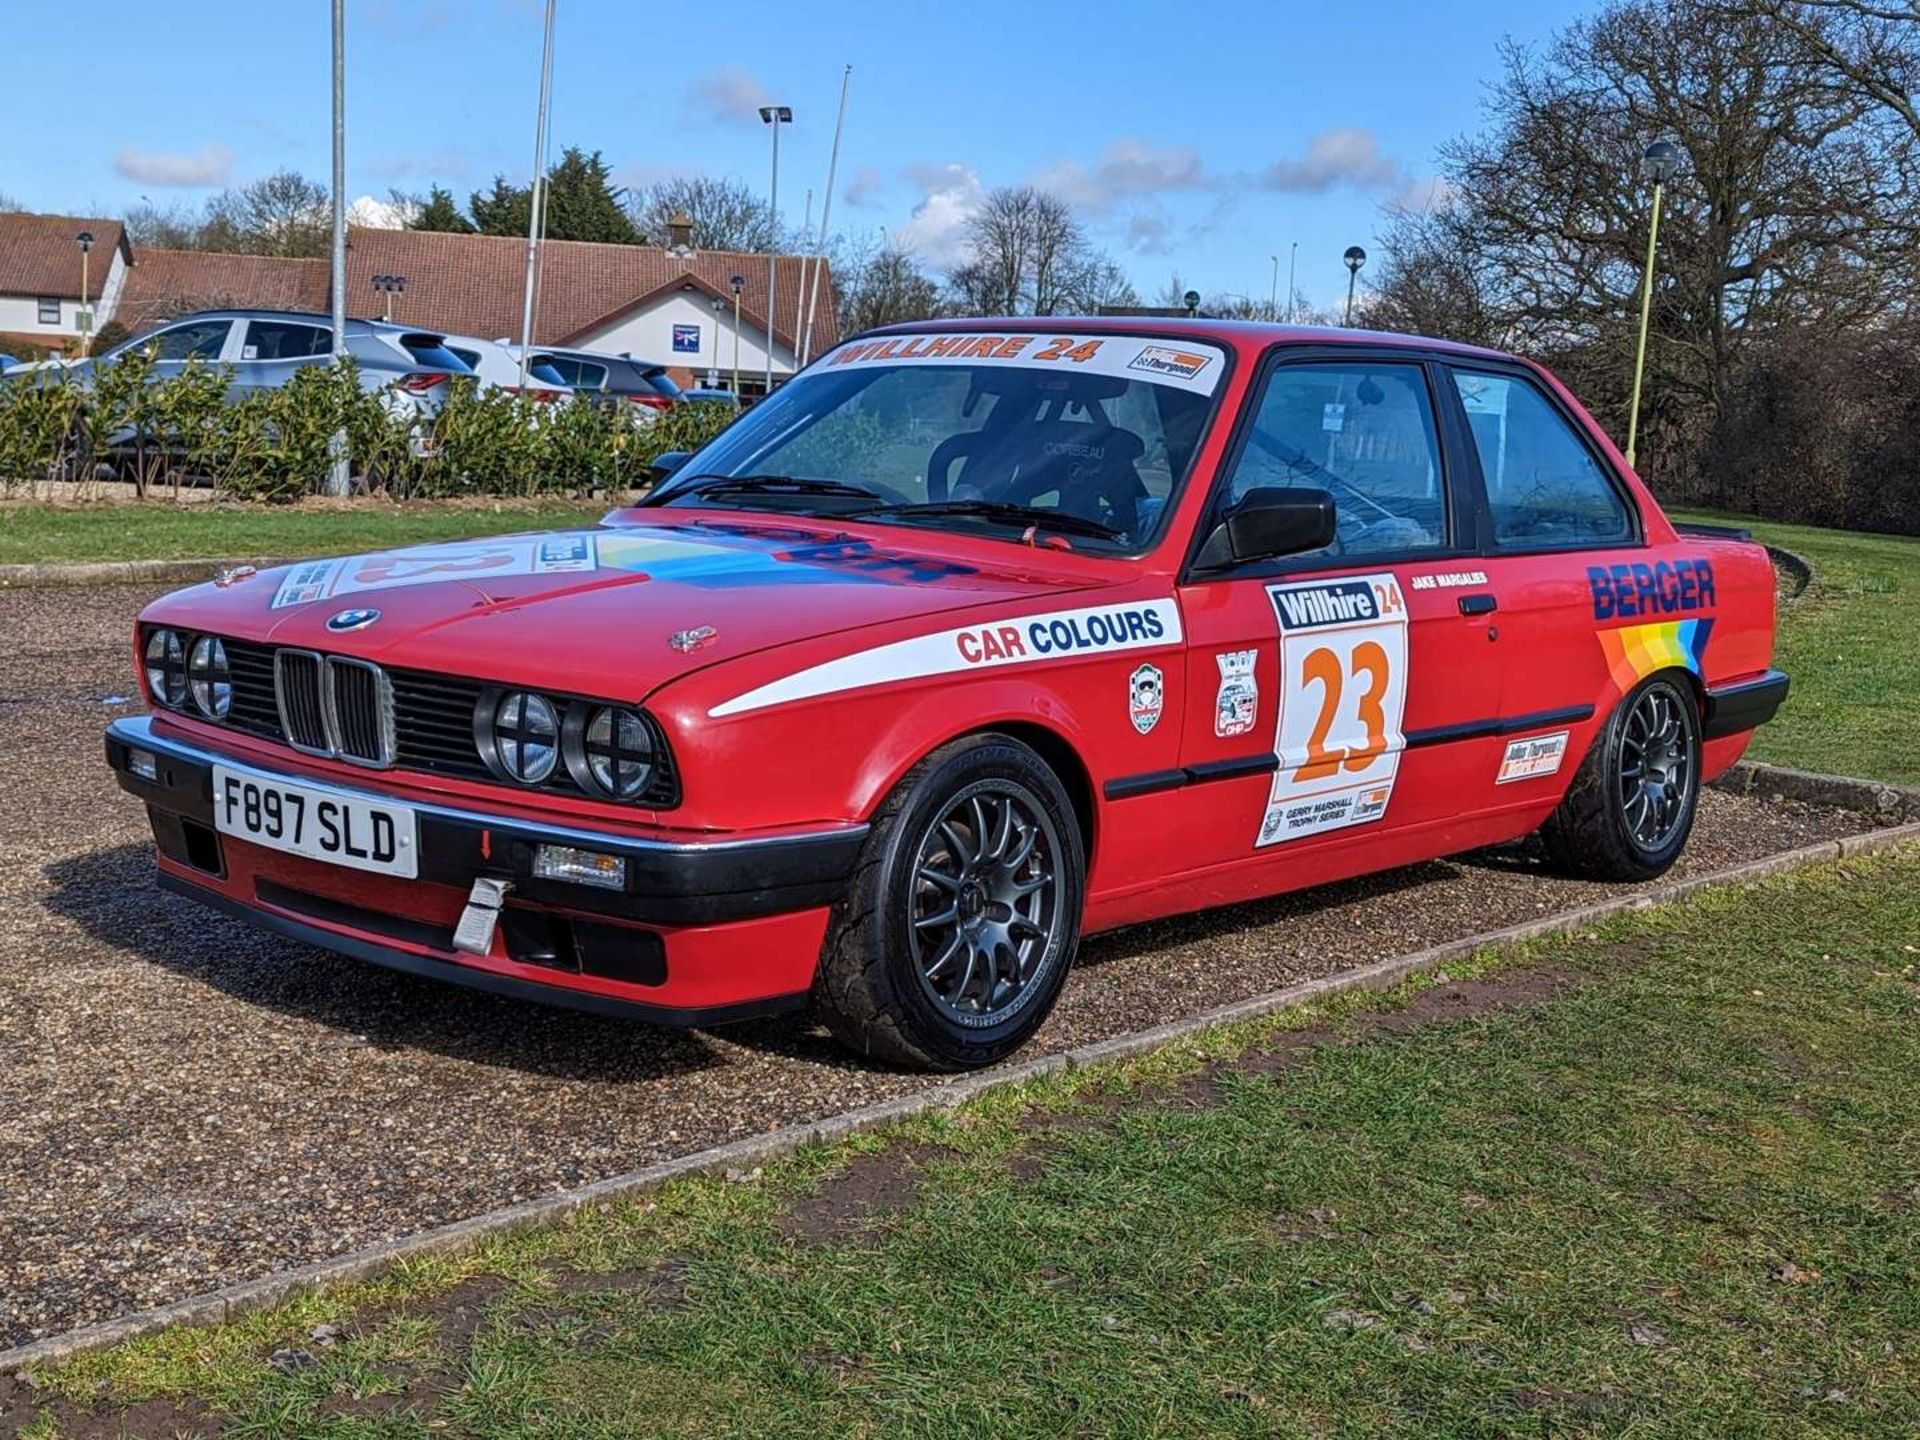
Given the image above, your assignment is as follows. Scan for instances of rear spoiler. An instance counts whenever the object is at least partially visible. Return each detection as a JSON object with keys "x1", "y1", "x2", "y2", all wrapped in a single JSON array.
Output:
[
  {"x1": 398, "y1": 330, "x2": 451, "y2": 349},
  {"x1": 1673, "y1": 521, "x2": 1752, "y2": 542}
]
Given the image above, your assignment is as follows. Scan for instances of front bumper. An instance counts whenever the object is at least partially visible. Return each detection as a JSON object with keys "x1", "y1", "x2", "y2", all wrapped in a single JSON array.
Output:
[{"x1": 105, "y1": 716, "x2": 866, "y2": 1024}]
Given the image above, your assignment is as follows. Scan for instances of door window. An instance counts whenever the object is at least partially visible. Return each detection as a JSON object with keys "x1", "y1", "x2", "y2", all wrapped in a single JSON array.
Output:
[
  {"x1": 145, "y1": 320, "x2": 233, "y2": 362},
  {"x1": 241, "y1": 320, "x2": 331, "y2": 360},
  {"x1": 1450, "y1": 371, "x2": 1633, "y2": 548},
  {"x1": 1221, "y1": 362, "x2": 1447, "y2": 560}
]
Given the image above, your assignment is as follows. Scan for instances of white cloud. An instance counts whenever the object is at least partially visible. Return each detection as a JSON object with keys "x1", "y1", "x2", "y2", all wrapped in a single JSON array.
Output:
[
  {"x1": 349, "y1": 194, "x2": 413, "y2": 228},
  {"x1": 368, "y1": 146, "x2": 475, "y2": 183},
  {"x1": 1261, "y1": 128, "x2": 1406, "y2": 194},
  {"x1": 684, "y1": 66, "x2": 778, "y2": 127},
  {"x1": 112, "y1": 143, "x2": 234, "y2": 188},
  {"x1": 1033, "y1": 139, "x2": 1208, "y2": 212},
  {"x1": 893, "y1": 162, "x2": 984, "y2": 269},
  {"x1": 1389, "y1": 174, "x2": 1460, "y2": 214},
  {"x1": 1123, "y1": 209, "x2": 1178, "y2": 257},
  {"x1": 843, "y1": 166, "x2": 883, "y2": 208}
]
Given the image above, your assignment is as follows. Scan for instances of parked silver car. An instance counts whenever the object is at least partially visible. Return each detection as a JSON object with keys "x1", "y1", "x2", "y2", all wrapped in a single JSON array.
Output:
[{"x1": 10, "y1": 309, "x2": 473, "y2": 420}]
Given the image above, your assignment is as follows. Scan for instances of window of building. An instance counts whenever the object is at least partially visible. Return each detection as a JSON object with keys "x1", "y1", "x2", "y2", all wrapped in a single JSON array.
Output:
[{"x1": 37, "y1": 297, "x2": 60, "y2": 325}]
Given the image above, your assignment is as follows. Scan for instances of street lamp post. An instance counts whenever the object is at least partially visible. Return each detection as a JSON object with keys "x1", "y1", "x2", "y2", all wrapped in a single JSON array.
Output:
[
  {"x1": 707, "y1": 294, "x2": 723, "y2": 388},
  {"x1": 1182, "y1": 289, "x2": 1200, "y2": 319},
  {"x1": 1287, "y1": 241, "x2": 1298, "y2": 323},
  {"x1": 75, "y1": 231, "x2": 94, "y2": 357},
  {"x1": 1343, "y1": 246, "x2": 1367, "y2": 327},
  {"x1": 370, "y1": 273, "x2": 405, "y2": 322},
  {"x1": 325, "y1": 0, "x2": 350, "y2": 496},
  {"x1": 758, "y1": 104, "x2": 792, "y2": 399},
  {"x1": 730, "y1": 274, "x2": 744, "y2": 397},
  {"x1": 1269, "y1": 254, "x2": 1279, "y2": 320},
  {"x1": 1626, "y1": 140, "x2": 1683, "y2": 471}
]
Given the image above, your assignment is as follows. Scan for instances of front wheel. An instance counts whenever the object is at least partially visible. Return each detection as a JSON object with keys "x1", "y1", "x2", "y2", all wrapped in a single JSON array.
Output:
[
  {"x1": 813, "y1": 735, "x2": 1085, "y2": 1071},
  {"x1": 1541, "y1": 673, "x2": 1701, "y2": 882}
]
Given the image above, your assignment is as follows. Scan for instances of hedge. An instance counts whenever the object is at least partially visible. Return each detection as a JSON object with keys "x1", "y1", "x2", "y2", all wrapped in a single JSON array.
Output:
[{"x1": 0, "y1": 353, "x2": 738, "y2": 500}]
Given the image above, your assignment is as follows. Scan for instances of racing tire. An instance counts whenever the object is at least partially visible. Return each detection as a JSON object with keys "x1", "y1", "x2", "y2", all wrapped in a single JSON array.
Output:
[
  {"x1": 813, "y1": 734, "x2": 1086, "y2": 1071},
  {"x1": 1541, "y1": 672, "x2": 1702, "y2": 882}
]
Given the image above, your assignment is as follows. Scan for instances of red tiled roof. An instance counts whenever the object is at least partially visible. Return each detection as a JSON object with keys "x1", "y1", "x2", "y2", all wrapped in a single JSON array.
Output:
[
  {"x1": 338, "y1": 227, "x2": 839, "y2": 358},
  {"x1": 118, "y1": 249, "x2": 331, "y2": 334},
  {"x1": 0, "y1": 213, "x2": 129, "y2": 300}
]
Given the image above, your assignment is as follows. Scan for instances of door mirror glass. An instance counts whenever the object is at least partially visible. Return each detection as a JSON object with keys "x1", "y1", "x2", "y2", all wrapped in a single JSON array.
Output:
[{"x1": 1197, "y1": 486, "x2": 1337, "y2": 569}]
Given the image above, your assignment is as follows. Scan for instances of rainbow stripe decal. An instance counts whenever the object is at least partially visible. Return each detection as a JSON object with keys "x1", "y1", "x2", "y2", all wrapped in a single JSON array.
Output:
[{"x1": 1598, "y1": 617, "x2": 1714, "y2": 694}]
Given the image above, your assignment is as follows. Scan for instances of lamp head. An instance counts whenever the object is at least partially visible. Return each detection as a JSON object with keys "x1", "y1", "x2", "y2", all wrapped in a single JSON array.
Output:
[
  {"x1": 1343, "y1": 245, "x2": 1367, "y2": 273},
  {"x1": 1641, "y1": 140, "x2": 1684, "y2": 185}
]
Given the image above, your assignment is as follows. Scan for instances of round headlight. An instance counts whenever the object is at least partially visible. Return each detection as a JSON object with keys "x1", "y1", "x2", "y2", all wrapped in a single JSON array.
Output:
[
  {"x1": 489, "y1": 691, "x2": 559, "y2": 784},
  {"x1": 188, "y1": 635, "x2": 231, "y2": 719},
  {"x1": 143, "y1": 628, "x2": 187, "y2": 708},
  {"x1": 582, "y1": 706, "x2": 656, "y2": 799}
]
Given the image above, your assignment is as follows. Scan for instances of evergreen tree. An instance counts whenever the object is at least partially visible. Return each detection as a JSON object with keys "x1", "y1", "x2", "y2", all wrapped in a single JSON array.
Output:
[
  {"x1": 410, "y1": 185, "x2": 474, "y2": 234},
  {"x1": 468, "y1": 177, "x2": 531, "y2": 237},
  {"x1": 467, "y1": 149, "x2": 638, "y2": 244}
]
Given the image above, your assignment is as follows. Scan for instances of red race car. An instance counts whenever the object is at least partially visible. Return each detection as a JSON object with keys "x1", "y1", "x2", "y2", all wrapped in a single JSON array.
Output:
[{"x1": 106, "y1": 319, "x2": 1788, "y2": 1070}]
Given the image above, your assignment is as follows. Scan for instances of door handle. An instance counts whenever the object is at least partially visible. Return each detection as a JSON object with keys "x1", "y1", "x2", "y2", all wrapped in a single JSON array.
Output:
[{"x1": 1458, "y1": 593, "x2": 1498, "y2": 616}]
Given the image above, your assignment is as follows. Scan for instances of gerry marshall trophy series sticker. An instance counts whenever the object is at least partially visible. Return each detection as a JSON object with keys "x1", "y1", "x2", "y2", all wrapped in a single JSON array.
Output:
[
  {"x1": 1128, "y1": 663, "x2": 1165, "y2": 734},
  {"x1": 1213, "y1": 649, "x2": 1258, "y2": 738}
]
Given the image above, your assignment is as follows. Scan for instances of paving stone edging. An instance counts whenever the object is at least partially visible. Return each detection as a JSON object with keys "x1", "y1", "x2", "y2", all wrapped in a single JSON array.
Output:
[
  {"x1": 0, "y1": 557, "x2": 298, "y2": 589},
  {"x1": 5, "y1": 793, "x2": 1917, "y2": 1377},
  {"x1": 1713, "y1": 757, "x2": 1920, "y2": 824}
]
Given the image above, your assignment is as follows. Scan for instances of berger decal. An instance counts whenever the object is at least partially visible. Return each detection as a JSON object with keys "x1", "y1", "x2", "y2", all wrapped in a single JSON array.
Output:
[
  {"x1": 1588, "y1": 558, "x2": 1716, "y2": 621},
  {"x1": 708, "y1": 599, "x2": 1183, "y2": 718}
]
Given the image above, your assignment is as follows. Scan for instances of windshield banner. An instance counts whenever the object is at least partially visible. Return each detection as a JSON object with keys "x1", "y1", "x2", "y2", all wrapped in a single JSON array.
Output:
[{"x1": 820, "y1": 332, "x2": 1227, "y2": 396}]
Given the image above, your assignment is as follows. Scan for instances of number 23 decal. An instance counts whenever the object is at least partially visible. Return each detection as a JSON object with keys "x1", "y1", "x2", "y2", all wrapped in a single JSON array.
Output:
[{"x1": 1257, "y1": 574, "x2": 1410, "y2": 848}]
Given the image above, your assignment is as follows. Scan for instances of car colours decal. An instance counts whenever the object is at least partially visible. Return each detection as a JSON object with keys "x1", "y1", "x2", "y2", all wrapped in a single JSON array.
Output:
[
  {"x1": 1256, "y1": 573, "x2": 1409, "y2": 848},
  {"x1": 819, "y1": 333, "x2": 1227, "y2": 397},
  {"x1": 707, "y1": 599, "x2": 1183, "y2": 718},
  {"x1": 1598, "y1": 617, "x2": 1714, "y2": 695}
]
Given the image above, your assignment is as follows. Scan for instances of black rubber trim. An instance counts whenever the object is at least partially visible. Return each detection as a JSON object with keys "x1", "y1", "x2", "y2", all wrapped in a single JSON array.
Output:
[
  {"x1": 158, "y1": 872, "x2": 807, "y2": 1028},
  {"x1": 108, "y1": 717, "x2": 864, "y2": 926},
  {"x1": 1675, "y1": 521, "x2": 1753, "y2": 542},
  {"x1": 1404, "y1": 705, "x2": 1595, "y2": 750},
  {"x1": 1184, "y1": 753, "x2": 1282, "y2": 784},
  {"x1": 1703, "y1": 669, "x2": 1790, "y2": 740},
  {"x1": 1103, "y1": 768, "x2": 1188, "y2": 801}
]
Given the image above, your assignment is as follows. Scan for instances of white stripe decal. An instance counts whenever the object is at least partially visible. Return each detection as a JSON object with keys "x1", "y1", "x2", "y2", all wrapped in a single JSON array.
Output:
[{"x1": 708, "y1": 598, "x2": 1184, "y2": 718}]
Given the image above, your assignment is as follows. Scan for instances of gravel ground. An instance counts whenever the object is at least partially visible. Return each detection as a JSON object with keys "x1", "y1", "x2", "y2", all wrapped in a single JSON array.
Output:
[{"x1": 0, "y1": 584, "x2": 1874, "y2": 1349}]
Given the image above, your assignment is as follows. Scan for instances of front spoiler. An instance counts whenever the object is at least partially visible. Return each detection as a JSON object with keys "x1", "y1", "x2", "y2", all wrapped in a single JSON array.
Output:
[{"x1": 105, "y1": 715, "x2": 868, "y2": 927}]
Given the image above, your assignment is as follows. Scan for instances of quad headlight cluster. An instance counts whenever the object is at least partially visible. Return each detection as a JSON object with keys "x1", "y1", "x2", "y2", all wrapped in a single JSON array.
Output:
[
  {"x1": 143, "y1": 627, "x2": 231, "y2": 721},
  {"x1": 478, "y1": 689, "x2": 664, "y2": 803}
]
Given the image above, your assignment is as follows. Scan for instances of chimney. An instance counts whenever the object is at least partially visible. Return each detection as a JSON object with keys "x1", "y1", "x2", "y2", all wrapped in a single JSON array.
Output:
[{"x1": 667, "y1": 211, "x2": 694, "y2": 257}]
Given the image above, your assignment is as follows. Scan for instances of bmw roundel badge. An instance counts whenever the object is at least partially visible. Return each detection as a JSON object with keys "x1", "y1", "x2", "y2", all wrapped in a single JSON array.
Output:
[{"x1": 326, "y1": 607, "x2": 381, "y2": 633}]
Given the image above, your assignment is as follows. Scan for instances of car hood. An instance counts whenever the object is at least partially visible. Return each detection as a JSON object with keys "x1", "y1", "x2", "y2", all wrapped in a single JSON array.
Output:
[{"x1": 142, "y1": 514, "x2": 1098, "y2": 702}]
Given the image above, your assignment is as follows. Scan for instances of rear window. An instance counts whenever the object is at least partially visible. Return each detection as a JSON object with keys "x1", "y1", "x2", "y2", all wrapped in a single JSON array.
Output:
[
  {"x1": 544, "y1": 356, "x2": 608, "y2": 389},
  {"x1": 400, "y1": 337, "x2": 471, "y2": 372}
]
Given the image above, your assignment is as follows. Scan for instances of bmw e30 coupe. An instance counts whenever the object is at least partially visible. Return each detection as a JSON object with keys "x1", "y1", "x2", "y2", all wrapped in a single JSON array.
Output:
[{"x1": 106, "y1": 319, "x2": 1788, "y2": 1070}]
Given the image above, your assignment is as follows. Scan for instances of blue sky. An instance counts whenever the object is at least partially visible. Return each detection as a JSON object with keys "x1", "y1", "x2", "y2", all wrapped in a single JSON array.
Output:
[{"x1": 6, "y1": 0, "x2": 1588, "y2": 309}]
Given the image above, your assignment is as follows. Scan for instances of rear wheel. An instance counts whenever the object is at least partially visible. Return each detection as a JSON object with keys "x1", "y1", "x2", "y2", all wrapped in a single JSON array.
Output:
[
  {"x1": 1541, "y1": 673, "x2": 1701, "y2": 881},
  {"x1": 813, "y1": 735, "x2": 1084, "y2": 1071}
]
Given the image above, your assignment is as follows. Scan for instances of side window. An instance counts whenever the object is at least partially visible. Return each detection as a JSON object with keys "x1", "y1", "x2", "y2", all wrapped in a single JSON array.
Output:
[
  {"x1": 241, "y1": 321, "x2": 331, "y2": 360},
  {"x1": 148, "y1": 320, "x2": 233, "y2": 362},
  {"x1": 1450, "y1": 371, "x2": 1633, "y2": 548},
  {"x1": 1221, "y1": 361, "x2": 1447, "y2": 560},
  {"x1": 37, "y1": 297, "x2": 60, "y2": 325}
]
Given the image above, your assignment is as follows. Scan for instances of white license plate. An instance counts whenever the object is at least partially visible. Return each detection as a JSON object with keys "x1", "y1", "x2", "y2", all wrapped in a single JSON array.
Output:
[{"x1": 211, "y1": 765, "x2": 419, "y2": 879}]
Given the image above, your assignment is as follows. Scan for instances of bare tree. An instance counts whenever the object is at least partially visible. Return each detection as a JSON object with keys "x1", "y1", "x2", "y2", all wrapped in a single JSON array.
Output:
[
  {"x1": 628, "y1": 176, "x2": 779, "y2": 251},
  {"x1": 947, "y1": 186, "x2": 1132, "y2": 315},
  {"x1": 200, "y1": 171, "x2": 332, "y2": 257},
  {"x1": 841, "y1": 246, "x2": 943, "y2": 333}
]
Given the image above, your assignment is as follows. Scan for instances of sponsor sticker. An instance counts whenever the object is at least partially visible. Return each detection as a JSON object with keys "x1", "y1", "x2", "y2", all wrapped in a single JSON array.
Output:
[
  {"x1": 709, "y1": 598, "x2": 1182, "y2": 717},
  {"x1": 1587, "y1": 557, "x2": 1716, "y2": 621},
  {"x1": 1322, "y1": 403, "x2": 1346, "y2": 433},
  {"x1": 1129, "y1": 663, "x2": 1165, "y2": 734},
  {"x1": 1496, "y1": 730, "x2": 1570, "y2": 784},
  {"x1": 1213, "y1": 649, "x2": 1259, "y2": 738},
  {"x1": 1409, "y1": 569, "x2": 1488, "y2": 591},
  {"x1": 819, "y1": 333, "x2": 1227, "y2": 396},
  {"x1": 1256, "y1": 573, "x2": 1409, "y2": 847}
]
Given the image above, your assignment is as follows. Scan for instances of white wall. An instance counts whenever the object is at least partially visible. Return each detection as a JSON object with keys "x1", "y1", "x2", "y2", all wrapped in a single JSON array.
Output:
[
  {"x1": 573, "y1": 288, "x2": 796, "y2": 384},
  {"x1": 0, "y1": 251, "x2": 128, "y2": 345}
]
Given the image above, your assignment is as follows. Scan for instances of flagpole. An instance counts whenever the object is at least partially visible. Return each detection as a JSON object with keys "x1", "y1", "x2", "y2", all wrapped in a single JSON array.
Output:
[{"x1": 801, "y1": 65, "x2": 851, "y2": 366}]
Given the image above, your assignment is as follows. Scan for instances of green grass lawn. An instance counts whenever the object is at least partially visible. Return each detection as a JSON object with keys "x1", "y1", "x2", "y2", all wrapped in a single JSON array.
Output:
[
  {"x1": 24, "y1": 847, "x2": 1920, "y2": 1438},
  {"x1": 0, "y1": 501, "x2": 609, "y2": 567},
  {"x1": 1673, "y1": 511, "x2": 1919, "y2": 786}
]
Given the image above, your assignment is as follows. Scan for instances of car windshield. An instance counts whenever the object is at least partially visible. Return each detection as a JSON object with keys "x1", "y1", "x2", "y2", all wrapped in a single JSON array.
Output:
[{"x1": 647, "y1": 331, "x2": 1226, "y2": 551}]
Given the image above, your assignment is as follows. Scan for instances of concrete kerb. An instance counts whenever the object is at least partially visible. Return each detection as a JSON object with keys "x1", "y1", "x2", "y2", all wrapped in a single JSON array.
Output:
[
  {"x1": 5, "y1": 794, "x2": 1917, "y2": 1377},
  {"x1": 0, "y1": 557, "x2": 299, "y2": 590}
]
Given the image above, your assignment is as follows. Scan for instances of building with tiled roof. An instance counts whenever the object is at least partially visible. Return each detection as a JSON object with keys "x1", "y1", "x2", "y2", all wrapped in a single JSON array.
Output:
[
  {"x1": 0, "y1": 212, "x2": 132, "y2": 355},
  {"x1": 115, "y1": 250, "x2": 331, "y2": 335}
]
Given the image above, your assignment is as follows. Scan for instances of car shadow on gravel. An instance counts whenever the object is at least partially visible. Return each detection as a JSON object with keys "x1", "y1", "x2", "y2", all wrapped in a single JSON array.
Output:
[{"x1": 39, "y1": 844, "x2": 868, "y2": 1082}]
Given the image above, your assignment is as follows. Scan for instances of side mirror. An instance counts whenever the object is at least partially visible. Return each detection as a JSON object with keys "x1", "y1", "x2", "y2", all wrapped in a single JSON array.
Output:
[
  {"x1": 648, "y1": 450, "x2": 692, "y2": 484},
  {"x1": 1194, "y1": 486, "x2": 1337, "y2": 570}
]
